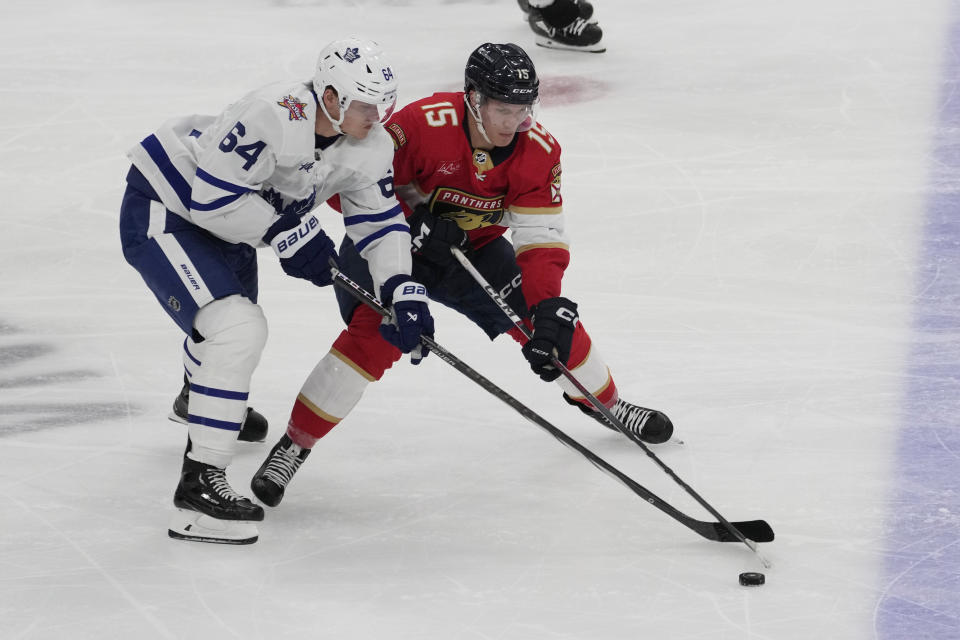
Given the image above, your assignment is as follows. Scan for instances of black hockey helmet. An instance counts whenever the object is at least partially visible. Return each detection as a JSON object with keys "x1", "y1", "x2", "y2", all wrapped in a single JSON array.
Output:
[{"x1": 464, "y1": 43, "x2": 539, "y2": 105}]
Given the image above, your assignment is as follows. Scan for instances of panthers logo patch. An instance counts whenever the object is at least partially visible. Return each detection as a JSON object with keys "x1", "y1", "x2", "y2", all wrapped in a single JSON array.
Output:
[
  {"x1": 387, "y1": 122, "x2": 407, "y2": 148},
  {"x1": 431, "y1": 188, "x2": 504, "y2": 230}
]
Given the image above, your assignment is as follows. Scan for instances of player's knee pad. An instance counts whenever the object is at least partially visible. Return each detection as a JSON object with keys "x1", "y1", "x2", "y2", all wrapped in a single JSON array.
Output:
[
  {"x1": 192, "y1": 295, "x2": 268, "y2": 380},
  {"x1": 182, "y1": 296, "x2": 266, "y2": 468}
]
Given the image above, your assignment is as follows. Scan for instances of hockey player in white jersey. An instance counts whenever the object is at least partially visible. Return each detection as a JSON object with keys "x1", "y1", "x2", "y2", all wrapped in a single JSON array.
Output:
[{"x1": 119, "y1": 38, "x2": 434, "y2": 544}]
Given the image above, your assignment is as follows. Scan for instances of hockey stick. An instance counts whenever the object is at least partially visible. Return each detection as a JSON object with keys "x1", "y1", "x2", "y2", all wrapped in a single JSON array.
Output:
[
  {"x1": 449, "y1": 246, "x2": 773, "y2": 565},
  {"x1": 451, "y1": 245, "x2": 675, "y2": 442},
  {"x1": 330, "y1": 264, "x2": 774, "y2": 546}
]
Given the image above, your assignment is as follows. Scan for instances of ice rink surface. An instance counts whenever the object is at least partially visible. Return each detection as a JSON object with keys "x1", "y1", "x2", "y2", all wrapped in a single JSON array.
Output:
[{"x1": 1, "y1": 0, "x2": 958, "y2": 638}]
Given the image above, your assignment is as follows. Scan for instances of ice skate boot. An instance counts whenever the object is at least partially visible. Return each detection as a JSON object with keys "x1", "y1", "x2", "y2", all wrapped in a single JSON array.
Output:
[
  {"x1": 251, "y1": 434, "x2": 311, "y2": 507},
  {"x1": 168, "y1": 376, "x2": 268, "y2": 442},
  {"x1": 518, "y1": 0, "x2": 597, "y2": 24},
  {"x1": 527, "y1": 0, "x2": 604, "y2": 52},
  {"x1": 564, "y1": 393, "x2": 674, "y2": 444},
  {"x1": 529, "y1": 15, "x2": 605, "y2": 52},
  {"x1": 168, "y1": 452, "x2": 264, "y2": 545}
]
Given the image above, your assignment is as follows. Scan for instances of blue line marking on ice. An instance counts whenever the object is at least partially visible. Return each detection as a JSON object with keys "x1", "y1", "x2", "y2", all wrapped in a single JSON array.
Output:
[{"x1": 876, "y1": 12, "x2": 960, "y2": 640}]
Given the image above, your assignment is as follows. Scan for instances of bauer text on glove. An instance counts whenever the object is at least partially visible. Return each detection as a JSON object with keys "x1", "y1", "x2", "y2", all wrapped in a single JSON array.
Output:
[
  {"x1": 265, "y1": 213, "x2": 338, "y2": 287},
  {"x1": 378, "y1": 275, "x2": 435, "y2": 364}
]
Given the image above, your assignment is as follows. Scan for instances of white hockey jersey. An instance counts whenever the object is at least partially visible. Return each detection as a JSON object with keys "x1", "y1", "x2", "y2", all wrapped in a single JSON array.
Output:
[{"x1": 127, "y1": 80, "x2": 411, "y2": 292}]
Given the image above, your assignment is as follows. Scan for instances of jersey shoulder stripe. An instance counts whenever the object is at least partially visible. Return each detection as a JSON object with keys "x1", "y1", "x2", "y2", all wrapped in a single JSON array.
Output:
[
  {"x1": 344, "y1": 204, "x2": 405, "y2": 226},
  {"x1": 139, "y1": 133, "x2": 191, "y2": 210},
  {"x1": 195, "y1": 168, "x2": 254, "y2": 195},
  {"x1": 354, "y1": 223, "x2": 410, "y2": 253}
]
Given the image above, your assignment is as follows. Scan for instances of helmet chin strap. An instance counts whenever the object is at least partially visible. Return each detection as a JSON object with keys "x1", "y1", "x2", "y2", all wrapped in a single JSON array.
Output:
[
  {"x1": 319, "y1": 94, "x2": 347, "y2": 135},
  {"x1": 465, "y1": 92, "x2": 493, "y2": 147}
]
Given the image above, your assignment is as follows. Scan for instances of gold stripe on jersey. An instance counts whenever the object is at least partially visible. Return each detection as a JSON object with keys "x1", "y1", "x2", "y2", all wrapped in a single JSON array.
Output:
[
  {"x1": 563, "y1": 367, "x2": 613, "y2": 400},
  {"x1": 331, "y1": 348, "x2": 378, "y2": 382},
  {"x1": 295, "y1": 392, "x2": 343, "y2": 423},
  {"x1": 515, "y1": 242, "x2": 570, "y2": 255},
  {"x1": 509, "y1": 204, "x2": 563, "y2": 215}
]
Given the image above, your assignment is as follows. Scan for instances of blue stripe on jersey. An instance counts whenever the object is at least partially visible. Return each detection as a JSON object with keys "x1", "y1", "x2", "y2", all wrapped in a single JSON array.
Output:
[
  {"x1": 182, "y1": 337, "x2": 202, "y2": 366},
  {"x1": 187, "y1": 414, "x2": 242, "y2": 431},
  {"x1": 195, "y1": 168, "x2": 254, "y2": 195},
  {"x1": 355, "y1": 224, "x2": 410, "y2": 252},
  {"x1": 140, "y1": 135, "x2": 191, "y2": 210},
  {"x1": 344, "y1": 204, "x2": 405, "y2": 226},
  {"x1": 189, "y1": 383, "x2": 249, "y2": 401},
  {"x1": 190, "y1": 192, "x2": 245, "y2": 212}
]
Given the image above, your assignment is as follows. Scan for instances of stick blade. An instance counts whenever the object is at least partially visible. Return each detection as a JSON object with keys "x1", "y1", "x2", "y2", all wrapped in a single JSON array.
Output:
[{"x1": 715, "y1": 520, "x2": 775, "y2": 543}]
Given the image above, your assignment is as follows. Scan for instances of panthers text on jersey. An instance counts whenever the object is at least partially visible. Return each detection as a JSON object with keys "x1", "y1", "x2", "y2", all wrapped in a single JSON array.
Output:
[{"x1": 385, "y1": 91, "x2": 569, "y2": 306}]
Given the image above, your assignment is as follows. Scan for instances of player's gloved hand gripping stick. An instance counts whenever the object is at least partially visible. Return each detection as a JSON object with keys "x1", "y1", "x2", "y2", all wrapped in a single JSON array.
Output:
[
  {"x1": 448, "y1": 246, "x2": 773, "y2": 567},
  {"x1": 329, "y1": 261, "x2": 774, "y2": 556},
  {"x1": 408, "y1": 204, "x2": 471, "y2": 266},
  {"x1": 378, "y1": 274, "x2": 434, "y2": 365}
]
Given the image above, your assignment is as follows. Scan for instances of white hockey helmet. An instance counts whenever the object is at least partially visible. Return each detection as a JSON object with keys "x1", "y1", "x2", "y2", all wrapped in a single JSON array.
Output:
[{"x1": 314, "y1": 37, "x2": 398, "y2": 134}]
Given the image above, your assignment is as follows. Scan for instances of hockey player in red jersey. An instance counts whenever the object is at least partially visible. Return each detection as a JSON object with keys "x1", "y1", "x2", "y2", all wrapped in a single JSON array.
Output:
[{"x1": 251, "y1": 42, "x2": 673, "y2": 508}]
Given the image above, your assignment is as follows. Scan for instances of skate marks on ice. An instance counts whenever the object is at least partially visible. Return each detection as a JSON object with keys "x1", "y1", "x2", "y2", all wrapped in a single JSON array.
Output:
[
  {"x1": 538, "y1": 75, "x2": 611, "y2": 107},
  {"x1": 0, "y1": 320, "x2": 134, "y2": 434}
]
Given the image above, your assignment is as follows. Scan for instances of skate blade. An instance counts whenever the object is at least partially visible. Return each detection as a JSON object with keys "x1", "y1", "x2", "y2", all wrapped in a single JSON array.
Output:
[
  {"x1": 167, "y1": 411, "x2": 187, "y2": 425},
  {"x1": 534, "y1": 36, "x2": 606, "y2": 53},
  {"x1": 168, "y1": 508, "x2": 259, "y2": 545}
]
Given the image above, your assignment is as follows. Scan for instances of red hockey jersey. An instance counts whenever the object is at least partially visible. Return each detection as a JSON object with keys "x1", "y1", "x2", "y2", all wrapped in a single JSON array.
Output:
[{"x1": 385, "y1": 91, "x2": 570, "y2": 306}]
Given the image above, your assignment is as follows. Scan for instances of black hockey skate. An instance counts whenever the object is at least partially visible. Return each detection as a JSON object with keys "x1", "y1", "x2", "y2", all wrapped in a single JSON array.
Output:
[
  {"x1": 564, "y1": 393, "x2": 674, "y2": 444},
  {"x1": 518, "y1": 0, "x2": 597, "y2": 24},
  {"x1": 250, "y1": 434, "x2": 311, "y2": 507},
  {"x1": 169, "y1": 376, "x2": 268, "y2": 443},
  {"x1": 169, "y1": 451, "x2": 264, "y2": 545},
  {"x1": 525, "y1": 0, "x2": 604, "y2": 52},
  {"x1": 529, "y1": 14, "x2": 605, "y2": 53}
]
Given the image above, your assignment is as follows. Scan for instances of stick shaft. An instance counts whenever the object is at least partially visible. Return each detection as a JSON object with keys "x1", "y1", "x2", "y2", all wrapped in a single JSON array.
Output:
[
  {"x1": 448, "y1": 247, "x2": 771, "y2": 556},
  {"x1": 330, "y1": 265, "x2": 773, "y2": 545}
]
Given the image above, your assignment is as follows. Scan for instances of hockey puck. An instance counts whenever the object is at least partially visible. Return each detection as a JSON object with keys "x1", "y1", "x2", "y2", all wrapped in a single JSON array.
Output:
[{"x1": 739, "y1": 572, "x2": 765, "y2": 586}]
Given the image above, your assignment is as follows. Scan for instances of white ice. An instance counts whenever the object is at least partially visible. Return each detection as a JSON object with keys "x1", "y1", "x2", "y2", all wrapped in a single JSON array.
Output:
[{"x1": 0, "y1": 0, "x2": 952, "y2": 638}]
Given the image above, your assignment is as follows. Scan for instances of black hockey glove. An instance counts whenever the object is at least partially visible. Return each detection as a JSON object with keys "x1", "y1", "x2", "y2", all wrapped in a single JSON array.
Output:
[
  {"x1": 522, "y1": 296, "x2": 579, "y2": 382},
  {"x1": 264, "y1": 213, "x2": 338, "y2": 287},
  {"x1": 408, "y1": 204, "x2": 469, "y2": 265}
]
